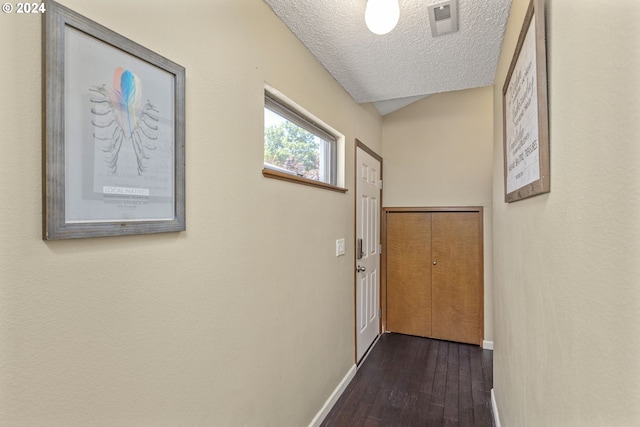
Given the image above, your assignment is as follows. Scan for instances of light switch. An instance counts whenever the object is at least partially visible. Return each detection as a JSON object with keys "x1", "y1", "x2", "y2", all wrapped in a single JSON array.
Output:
[{"x1": 336, "y1": 238, "x2": 346, "y2": 256}]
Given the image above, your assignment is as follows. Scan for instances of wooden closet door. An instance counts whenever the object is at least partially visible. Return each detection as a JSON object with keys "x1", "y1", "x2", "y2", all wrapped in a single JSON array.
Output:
[
  {"x1": 431, "y1": 212, "x2": 483, "y2": 345},
  {"x1": 386, "y1": 212, "x2": 432, "y2": 337}
]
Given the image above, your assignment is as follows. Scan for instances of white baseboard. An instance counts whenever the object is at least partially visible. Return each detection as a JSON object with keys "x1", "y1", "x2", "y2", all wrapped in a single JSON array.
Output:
[
  {"x1": 491, "y1": 388, "x2": 501, "y2": 427},
  {"x1": 483, "y1": 340, "x2": 494, "y2": 350},
  {"x1": 308, "y1": 364, "x2": 357, "y2": 427}
]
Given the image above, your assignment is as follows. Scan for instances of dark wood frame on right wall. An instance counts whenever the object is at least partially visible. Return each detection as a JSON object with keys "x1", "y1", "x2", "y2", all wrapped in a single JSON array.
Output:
[{"x1": 502, "y1": 0, "x2": 550, "y2": 203}]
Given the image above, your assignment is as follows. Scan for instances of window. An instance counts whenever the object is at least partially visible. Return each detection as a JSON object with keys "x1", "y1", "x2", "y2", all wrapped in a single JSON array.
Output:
[{"x1": 263, "y1": 90, "x2": 344, "y2": 192}]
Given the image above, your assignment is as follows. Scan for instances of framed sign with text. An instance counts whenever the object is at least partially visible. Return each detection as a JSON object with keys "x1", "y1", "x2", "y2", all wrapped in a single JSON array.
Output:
[
  {"x1": 43, "y1": 0, "x2": 186, "y2": 239},
  {"x1": 502, "y1": 0, "x2": 549, "y2": 203}
]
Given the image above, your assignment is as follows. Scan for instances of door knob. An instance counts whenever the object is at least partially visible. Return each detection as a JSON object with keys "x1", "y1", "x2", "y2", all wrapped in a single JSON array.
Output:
[
  {"x1": 433, "y1": 261, "x2": 437, "y2": 265},
  {"x1": 356, "y1": 265, "x2": 366, "y2": 273}
]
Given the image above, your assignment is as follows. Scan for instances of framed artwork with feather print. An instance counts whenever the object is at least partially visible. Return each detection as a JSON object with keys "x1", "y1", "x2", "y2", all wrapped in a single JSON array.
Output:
[{"x1": 43, "y1": 0, "x2": 185, "y2": 239}]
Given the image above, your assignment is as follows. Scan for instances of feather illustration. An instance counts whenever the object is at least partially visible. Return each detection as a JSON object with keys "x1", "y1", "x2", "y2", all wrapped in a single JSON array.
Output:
[
  {"x1": 114, "y1": 67, "x2": 142, "y2": 137},
  {"x1": 90, "y1": 67, "x2": 158, "y2": 175}
]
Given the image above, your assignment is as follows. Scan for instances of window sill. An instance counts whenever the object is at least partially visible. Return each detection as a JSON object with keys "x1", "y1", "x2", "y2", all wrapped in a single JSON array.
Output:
[{"x1": 262, "y1": 169, "x2": 348, "y2": 193}]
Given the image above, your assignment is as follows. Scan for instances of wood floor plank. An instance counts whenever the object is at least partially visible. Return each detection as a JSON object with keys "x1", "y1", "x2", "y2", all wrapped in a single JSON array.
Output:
[
  {"x1": 366, "y1": 337, "x2": 407, "y2": 420},
  {"x1": 469, "y1": 346, "x2": 484, "y2": 384},
  {"x1": 395, "y1": 333, "x2": 421, "y2": 372},
  {"x1": 379, "y1": 369, "x2": 412, "y2": 424},
  {"x1": 349, "y1": 401, "x2": 372, "y2": 426},
  {"x1": 321, "y1": 333, "x2": 493, "y2": 427},
  {"x1": 412, "y1": 391, "x2": 433, "y2": 426},
  {"x1": 444, "y1": 363, "x2": 459, "y2": 421},
  {"x1": 398, "y1": 370, "x2": 421, "y2": 426},
  {"x1": 482, "y1": 350, "x2": 493, "y2": 392},
  {"x1": 427, "y1": 402, "x2": 445, "y2": 427},
  {"x1": 448, "y1": 341, "x2": 460, "y2": 365},
  {"x1": 410, "y1": 336, "x2": 431, "y2": 382},
  {"x1": 458, "y1": 345, "x2": 474, "y2": 427},
  {"x1": 432, "y1": 340, "x2": 449, "y2": 406},
  {"x1": 330, "y1": 390, "x2": 363, "y2": 427},
  {"x1": 362, "y1": 416, "x2": 381, "y2": 427},
  {"x1": 355, "y1": 359, "x2": 383, "y2": 406},
  {"x1": 472, "y1": 380, "x2": 491, "y2": 427},
  {"x1": 420, "y1": 338, "x2": 439, "y2": 394},
  {"x1": 444, "y1": 417, "x2": 460, "y2": 427}
]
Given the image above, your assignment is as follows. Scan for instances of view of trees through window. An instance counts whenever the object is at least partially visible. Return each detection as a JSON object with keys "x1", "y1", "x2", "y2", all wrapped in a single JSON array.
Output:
[{"x1": 264, "y1": 107, "x2": 324, "y2": 181}]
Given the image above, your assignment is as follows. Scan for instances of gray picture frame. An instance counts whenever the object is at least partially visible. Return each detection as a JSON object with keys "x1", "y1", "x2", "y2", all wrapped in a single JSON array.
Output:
[
  {"x1": 43, "y1": 0, "x2": 185, "y2": 240},
  {"x1": 502, "y1": 0, "x2": 549, "y2": 203}
]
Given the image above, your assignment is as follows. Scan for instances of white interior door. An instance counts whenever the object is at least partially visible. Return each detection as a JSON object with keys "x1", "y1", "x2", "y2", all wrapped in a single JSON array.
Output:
[{"x1": 356, "y1": 146, "x2": 381, "y2": 362}]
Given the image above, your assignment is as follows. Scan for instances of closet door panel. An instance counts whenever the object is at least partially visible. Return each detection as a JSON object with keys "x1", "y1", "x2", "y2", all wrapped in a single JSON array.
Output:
[
  {"x1": 431, "y1": 212, "x2": 483, "y2": 345},
  {"x1": 386, "y1": 212, "x2": 432, "y2": 337}
]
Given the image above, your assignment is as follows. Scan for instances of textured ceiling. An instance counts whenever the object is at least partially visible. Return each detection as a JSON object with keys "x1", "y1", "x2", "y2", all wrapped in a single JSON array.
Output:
[{"x1": 263, "y1": 0, "x2": 512, "y2": 115}]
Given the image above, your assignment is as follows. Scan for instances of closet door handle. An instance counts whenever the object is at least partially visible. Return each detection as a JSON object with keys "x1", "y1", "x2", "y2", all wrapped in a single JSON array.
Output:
[{"x1": 433, "y1": 261, "x2": 437, "y2": 265}]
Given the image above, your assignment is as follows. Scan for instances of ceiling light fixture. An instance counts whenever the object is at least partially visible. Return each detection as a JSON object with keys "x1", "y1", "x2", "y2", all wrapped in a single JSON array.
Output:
[{"x1": 365, "y1": 0, "x2": 400, "y2": 35}]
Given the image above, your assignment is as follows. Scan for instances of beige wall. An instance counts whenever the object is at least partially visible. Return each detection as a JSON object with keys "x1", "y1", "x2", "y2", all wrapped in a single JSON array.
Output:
[
  {"x1": 381, "y1": 87, "x2": 495, "y2": 342},
  {"x1": 492, "y1": 0, "x2": 640, "y2": 425},
  {"x1": 0, "y1": 1, "x2": 381, "y2": 425}
]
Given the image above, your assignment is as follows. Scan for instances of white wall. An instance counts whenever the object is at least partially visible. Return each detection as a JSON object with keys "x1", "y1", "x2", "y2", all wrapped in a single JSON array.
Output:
[
  {"x1": 0, "y1": 1, "x2": 381, "y2": 425},
  {"x1": 381, "y1": 87, "x2": 495, "y2": 342},
  {"x1": 492, "y1": 0, "x2": 640, "y2": 425}
]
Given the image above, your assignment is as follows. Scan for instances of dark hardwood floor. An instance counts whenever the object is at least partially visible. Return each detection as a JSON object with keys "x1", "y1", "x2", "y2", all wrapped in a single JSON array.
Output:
[{"x1": 321, "y1": 333, "x2": 493, "y2": 427}]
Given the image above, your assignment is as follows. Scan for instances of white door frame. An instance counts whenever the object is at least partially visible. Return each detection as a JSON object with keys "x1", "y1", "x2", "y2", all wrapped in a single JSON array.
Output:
[{"x1": 354, "y1": 139, "x2": 383, "y2": 363}]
